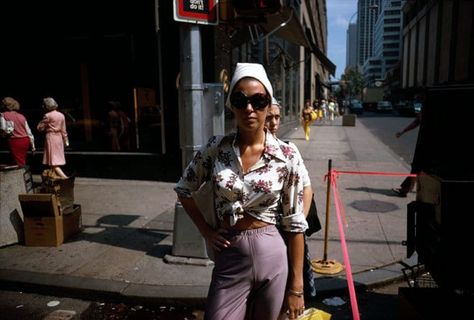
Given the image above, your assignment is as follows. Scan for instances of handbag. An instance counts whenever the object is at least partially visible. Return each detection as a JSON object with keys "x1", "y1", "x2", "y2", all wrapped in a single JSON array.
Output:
[
  {"x1": 193, "y1": 181, "x2": 217, "y2": 228},
  {"x1": 0, "y1": 116, "x2": 14, "y2": 137},
  {"x1": 192, "y1": 180, "x2": 217, "y2": 261},
  {"x1": 305, "y1": 195, "x2": 321, "y2": 237}
]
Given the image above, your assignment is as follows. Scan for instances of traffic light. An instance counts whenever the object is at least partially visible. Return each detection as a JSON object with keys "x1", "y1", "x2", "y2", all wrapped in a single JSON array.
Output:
[{"x1": 233, "y1": 0, "x2": 282, "y2": 16}]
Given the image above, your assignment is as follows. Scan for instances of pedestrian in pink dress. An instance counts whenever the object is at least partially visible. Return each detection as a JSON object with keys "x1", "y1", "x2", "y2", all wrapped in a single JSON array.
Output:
[{"x1": 37, "y1": 97, "x2": 69, "y2": 179}]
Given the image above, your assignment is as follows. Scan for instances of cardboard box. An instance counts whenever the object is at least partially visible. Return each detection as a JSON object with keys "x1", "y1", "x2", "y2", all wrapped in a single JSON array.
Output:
[
  {"x1": 63, "y1": 204, "x2": 82, "y2": 241},
  {"x1": 18, "y1": 193, "x2": 60, "y2": 217},
  {"x1": 19, "y1": 194, "x2": 82, "y2": 246},
  {"x1": 19, "y1": 193, "x2": 63, "y2": 247},
  {"x1": 23, "y1": 216, "x2": 63, "y2": 247}
]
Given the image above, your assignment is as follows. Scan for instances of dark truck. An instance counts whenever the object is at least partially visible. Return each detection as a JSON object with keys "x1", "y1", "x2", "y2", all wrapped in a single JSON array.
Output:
[
  {"x1": 362, "y1": 87, "x2": 384, "y2": 111},
  {"x1": 396, "y1": 1, "x2": 474, "y2": 317},
  {"x1": 405, "y1": 84, "x2": 474, "y2": 291}
]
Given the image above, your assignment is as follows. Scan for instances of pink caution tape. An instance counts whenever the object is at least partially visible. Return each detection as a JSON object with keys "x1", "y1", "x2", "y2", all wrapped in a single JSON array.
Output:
[
  {"x1": 325, "y1": 169, "x2": 416, "y2": 320},
  {"x1": 333, "y1": 170, "x2": 417, "y2": 177},
  {"x1": 329, "y1": 170, "x2": 360, "y2": 320}
]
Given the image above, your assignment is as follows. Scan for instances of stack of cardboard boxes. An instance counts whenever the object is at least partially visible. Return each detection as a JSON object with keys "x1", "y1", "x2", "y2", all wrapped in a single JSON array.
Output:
[{"x1": 19, "y1": 173, "x2": 82, "y2": 247}]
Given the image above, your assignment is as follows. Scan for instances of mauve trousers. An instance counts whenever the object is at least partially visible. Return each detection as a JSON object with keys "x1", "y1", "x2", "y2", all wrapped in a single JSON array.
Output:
[{"x1": 204, "y1": 225, "x2": 288, "y2": 320}]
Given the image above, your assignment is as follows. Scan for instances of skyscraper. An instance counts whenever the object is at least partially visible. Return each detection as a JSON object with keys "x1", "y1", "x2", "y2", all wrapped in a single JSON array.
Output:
[
  {"x1": 346, "y1": 23, "x2": 358, "y2": 71},
  {"x1": 357, "y1": 0, "x2": 380, "y2": 66}
]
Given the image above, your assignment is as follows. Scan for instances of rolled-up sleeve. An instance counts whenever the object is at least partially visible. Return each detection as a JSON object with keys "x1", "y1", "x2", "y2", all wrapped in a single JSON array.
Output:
[
  {"x1": 279, "y1": 156, "x2": 309, "y2": 233},
  {"x1": 174, "y1": 136, "x2": 219, "y2": 198}
]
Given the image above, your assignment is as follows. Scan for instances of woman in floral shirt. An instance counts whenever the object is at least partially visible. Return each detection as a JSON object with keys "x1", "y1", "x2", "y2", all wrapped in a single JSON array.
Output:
[{"x1": 175, "y1": 63, "x2": 308, "y2": 320}]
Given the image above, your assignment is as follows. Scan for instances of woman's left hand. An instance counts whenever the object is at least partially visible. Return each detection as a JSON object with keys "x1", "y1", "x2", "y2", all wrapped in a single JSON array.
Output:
[{"x1": 284, "y1": 292, "x2": 305, "y2": 319}]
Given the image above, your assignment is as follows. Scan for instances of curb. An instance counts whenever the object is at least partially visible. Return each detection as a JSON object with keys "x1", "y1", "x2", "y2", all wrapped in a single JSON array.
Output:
[{"x1": 0, "y1": 255, "x2": 417, "y2": 306}]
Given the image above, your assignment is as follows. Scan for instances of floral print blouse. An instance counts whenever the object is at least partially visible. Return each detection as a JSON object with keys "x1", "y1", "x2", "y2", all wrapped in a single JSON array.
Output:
[{"x1": 174, "y1": 131, "x2": 308, "y2": 233}]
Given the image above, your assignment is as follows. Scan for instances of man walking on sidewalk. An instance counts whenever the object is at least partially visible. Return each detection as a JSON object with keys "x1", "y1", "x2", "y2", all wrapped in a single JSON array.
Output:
[{"x1": 392, "y1": 97, "x2": 423, "y2": 197}]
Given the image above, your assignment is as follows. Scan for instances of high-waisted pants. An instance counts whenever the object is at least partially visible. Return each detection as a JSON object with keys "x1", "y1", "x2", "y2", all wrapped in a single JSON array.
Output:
[{"x1": 204, "y1": 225, "x2": 288, "y2": 320}]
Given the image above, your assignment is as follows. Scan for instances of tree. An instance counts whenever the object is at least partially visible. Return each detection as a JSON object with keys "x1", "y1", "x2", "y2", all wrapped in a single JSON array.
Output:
[{"x1": 340, "y1": 67, "x2": 364, "y2": 99}]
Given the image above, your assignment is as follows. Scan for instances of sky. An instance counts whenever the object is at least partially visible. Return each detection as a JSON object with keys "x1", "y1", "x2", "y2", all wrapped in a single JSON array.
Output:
[{"x1": 326, "y1": 0, "x2": 358, "y2": 80}]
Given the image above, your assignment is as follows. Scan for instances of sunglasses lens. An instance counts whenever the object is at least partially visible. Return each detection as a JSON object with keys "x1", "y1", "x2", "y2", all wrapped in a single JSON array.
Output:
[
  {"x1": 230, "y1": 92, "x2": 247, "y2": 109},
  {"x1": 250, "y1": 94, "x2": 269, "y2": 110},
  {"x1": 230, "y1": 92, "x2": 269, "y2": 110}
]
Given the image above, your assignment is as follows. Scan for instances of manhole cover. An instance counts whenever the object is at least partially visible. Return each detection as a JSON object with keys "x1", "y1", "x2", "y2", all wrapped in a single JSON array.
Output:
[
  {"x1": 350, "y1": 200, "x2": 399, "y2": 213},
  {"x1": 43, "y1": 310, "x2": 77, "y2": 320}
]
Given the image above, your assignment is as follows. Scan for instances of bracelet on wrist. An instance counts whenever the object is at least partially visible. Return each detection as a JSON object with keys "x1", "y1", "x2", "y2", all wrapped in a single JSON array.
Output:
[{"x1": 287, "y1": 289, "x2": 304, "y2": 297}]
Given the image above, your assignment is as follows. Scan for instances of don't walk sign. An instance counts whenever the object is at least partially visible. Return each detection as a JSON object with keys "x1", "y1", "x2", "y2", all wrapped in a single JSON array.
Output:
[{"x1": 173, "y1": 0, "x2": 219, "y2": 25}]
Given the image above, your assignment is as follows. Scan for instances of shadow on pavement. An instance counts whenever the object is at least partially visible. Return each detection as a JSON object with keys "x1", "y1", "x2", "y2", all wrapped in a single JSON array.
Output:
[
  {"x1": 346, "y1": 186, "x2": 400, "y2": 197},
  {"x1": 66, "y1": 211, "x2": 174, "y2": 258}
]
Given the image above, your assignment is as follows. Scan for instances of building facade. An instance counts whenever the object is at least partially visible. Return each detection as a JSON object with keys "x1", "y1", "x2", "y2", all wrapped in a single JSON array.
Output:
[
  {"x1": 0, "y1": 0, "x2": 334, "y2": 180},
  {"x1": 401, "y1": 0, "x2": 473, "y2": 89}
]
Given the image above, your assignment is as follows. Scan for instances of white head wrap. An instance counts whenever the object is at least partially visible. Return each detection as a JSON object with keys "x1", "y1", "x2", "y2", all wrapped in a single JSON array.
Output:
[
  {"x1": 271, "y1": 97, "x2": 280, "y2": 107},
  {"x1": 225, "y1": 62, "x2": 273, "y2": 108}
]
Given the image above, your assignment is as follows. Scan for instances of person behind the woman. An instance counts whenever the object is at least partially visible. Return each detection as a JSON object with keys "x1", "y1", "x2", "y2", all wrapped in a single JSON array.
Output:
[
  {"x1": 266, "y1": 97, "x2": 318, "y2": 300},
  {"x1": 0, "y1": 97, "x2": 35, "y2": 166},
  {"x1": 37, "y1": 97, "x2": 69, "y2": 179},
  {"x1": 175, "y1": 63, "x2": 308, "y2": 320},
  {"x1": 301, "y1": 99, "x2": 315, "y2": 141}
]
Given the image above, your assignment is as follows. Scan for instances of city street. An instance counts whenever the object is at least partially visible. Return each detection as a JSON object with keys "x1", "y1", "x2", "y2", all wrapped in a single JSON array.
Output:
[
  {"x1": 1, "y1": 113, "x2": 420, "y2": 319},
  {"x1": 1, "y1": 0, "x2": 472, "y2": 319}
]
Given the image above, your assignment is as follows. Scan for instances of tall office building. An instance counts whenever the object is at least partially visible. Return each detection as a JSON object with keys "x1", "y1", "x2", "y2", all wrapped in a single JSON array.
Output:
[
  {"x1": 357, "y1": 0, "x2": 381, "y2": 66},
  {"x1": 363, "y1": 0, "x2": 403, "y2": 85},
  {"x1": 373, "y1": 0, "x2": 403, "y2": 70},
  {"x1": 346, "y1": 23, "x2": 358, "y2": 71}
]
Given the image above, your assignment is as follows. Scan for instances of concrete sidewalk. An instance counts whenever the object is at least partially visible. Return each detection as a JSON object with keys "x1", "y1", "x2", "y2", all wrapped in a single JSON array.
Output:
[{"x1": 0, "y1": 116, "x2": 417, "y2": 304}]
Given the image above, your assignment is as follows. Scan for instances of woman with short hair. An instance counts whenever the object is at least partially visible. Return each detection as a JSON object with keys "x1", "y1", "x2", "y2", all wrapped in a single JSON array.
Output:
[{"x1": 37, "y1": 97, "x2": 69, "y2": 179}]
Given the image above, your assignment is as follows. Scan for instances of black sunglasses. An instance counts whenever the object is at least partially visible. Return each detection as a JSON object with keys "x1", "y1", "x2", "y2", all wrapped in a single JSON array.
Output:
[{"x1": 230, "y1": 92, "x2": 270, "y2": 110}]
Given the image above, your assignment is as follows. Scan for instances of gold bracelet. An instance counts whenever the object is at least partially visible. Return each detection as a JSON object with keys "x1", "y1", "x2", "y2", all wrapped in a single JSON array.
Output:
[{"x1": 287, "y1": 289, "x2": 304, "y2": 297}]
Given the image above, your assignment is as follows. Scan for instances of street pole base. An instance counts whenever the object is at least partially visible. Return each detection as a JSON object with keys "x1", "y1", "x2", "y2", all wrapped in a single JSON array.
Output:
[
  {"x1": 311, "y1": 259, "x2": 344, "y2": 274},
  {"x1": 164, "y1": 254, "x2": 214, "y2": 267}
]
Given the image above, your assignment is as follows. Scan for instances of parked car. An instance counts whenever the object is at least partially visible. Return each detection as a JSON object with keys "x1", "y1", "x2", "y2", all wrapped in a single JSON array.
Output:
[
  {"x1": 376, "y1": 101, "x2": 393, "y2": 112},
  {"x1": 395, "y1": 100, "x2": 422, "y2": 116},
  {"x1": 349, "y1": 99, "x2": 363, "y2": 115}
]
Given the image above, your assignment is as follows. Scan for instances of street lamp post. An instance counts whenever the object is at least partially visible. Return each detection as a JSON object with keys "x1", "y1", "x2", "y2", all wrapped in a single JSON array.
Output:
[{"x1": 349, "y1": 11, "x2": 358, "y2": 25}]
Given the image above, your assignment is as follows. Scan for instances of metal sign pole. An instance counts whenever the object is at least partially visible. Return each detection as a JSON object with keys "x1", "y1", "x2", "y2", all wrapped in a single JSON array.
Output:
[{"x1": 165, "y1": 24, "x2": 211, "y2": 265}]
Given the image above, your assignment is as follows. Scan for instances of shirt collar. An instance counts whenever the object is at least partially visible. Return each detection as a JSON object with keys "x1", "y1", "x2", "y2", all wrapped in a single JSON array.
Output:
[
  {"x1": 230, "y1": 129, "x2": 287, "y2": 162},
  {"x1": 263, "y1": 130, "x2": 287, "y2": 162}
]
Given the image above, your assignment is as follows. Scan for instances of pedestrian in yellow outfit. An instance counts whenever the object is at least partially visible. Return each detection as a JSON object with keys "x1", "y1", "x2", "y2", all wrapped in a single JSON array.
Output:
[{"x1": 301, "y1": 99, "x2": 316, "y2": 140}]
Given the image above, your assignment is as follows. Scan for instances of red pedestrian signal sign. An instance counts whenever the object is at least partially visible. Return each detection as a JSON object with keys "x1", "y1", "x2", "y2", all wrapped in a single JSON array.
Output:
[{"x1": 173, "y1": 0, "x2": 219, "y2": 25}]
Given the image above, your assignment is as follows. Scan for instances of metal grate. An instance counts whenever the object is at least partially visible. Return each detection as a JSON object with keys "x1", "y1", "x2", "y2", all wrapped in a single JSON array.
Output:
[{"x1": 23, "y1": 165, "x2": 34, "y2": 193}]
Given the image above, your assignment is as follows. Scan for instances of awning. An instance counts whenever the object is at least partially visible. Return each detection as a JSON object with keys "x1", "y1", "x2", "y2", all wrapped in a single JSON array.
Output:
[
  {"x1": 260, "y1": 7, "x2": 336, "y2": 76},
  {"x1": 228, "y1": 6, "x2": 336, "y2": 76},
  {"x1": 259, "y1": 7, "x2": 310, "y2": 48},
  {"x1": 303, "y1": 28, "x2": 336, "y2": 76}
]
